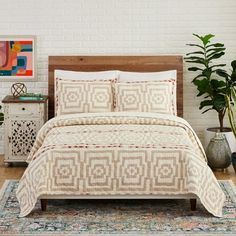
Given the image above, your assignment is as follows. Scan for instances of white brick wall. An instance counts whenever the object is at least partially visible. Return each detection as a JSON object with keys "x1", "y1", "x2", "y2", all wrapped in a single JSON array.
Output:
[{"x1": 0, "y1": 0, "x2": 236, "y2": 154}]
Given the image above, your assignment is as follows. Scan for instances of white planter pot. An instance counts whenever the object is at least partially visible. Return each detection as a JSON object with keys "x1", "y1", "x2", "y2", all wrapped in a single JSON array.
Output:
[{"x1": 204, "y1": 127, "x2": 236, "y2": 153}]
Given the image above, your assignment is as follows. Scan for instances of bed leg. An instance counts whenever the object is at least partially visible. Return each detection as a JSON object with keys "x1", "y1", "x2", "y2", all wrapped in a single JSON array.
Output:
[
  {"x1": 190, "y1": 199, "x2": 196, "y2": 211},
  {"x1": 40, "y1": 199, "x2": 47, "y2": 211}
]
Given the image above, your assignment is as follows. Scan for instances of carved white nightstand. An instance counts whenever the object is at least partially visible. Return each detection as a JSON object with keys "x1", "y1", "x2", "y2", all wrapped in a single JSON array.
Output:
[{"x1": 2, "y1": 95, "x2": 48, "y2": 164}]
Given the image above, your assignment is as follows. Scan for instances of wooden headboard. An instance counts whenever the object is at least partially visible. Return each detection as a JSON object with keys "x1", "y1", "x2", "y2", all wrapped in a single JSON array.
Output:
[{"x1": 48, "y1": 56, "x2": 183, "y2": 119}]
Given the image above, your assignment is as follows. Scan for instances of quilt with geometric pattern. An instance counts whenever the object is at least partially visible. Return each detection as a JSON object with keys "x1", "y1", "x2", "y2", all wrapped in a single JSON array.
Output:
[{"x1": 16, "y1": 112, "x2": 225, "y2": 217}]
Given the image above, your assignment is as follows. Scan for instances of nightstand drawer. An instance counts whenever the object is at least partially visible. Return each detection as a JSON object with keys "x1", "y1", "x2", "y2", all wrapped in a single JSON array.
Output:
[{"x1": 8, "y1": 103, "x2": 40, "y2": 116}]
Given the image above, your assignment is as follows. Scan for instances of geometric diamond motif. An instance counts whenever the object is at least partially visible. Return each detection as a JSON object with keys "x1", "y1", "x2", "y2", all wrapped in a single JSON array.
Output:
[
  {"x1": 114, "y1": 80, "x2": 176, "y2": 115},
  {"x1": 56, "y1": 79, "x2": 113, "y2": 115},
  {"x1": 83, "y1": 150, "x2": 114, "y2": 192},
  {"x1": 116, "y1": 150, "x2": 148, "y2": 191},
  {"x1": 150, "y1": 150, "x2": 181, "y2": 191}
]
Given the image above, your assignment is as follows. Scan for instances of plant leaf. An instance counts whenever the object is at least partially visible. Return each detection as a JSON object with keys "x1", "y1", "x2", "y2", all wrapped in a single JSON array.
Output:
[
  {"x1": 207, "y1": 49, "x2": 226, "y2": 59},
  {"x1": 192, "y1": 74, "x2": 206, "y2": 82},
  {"x1": 186, "y1": 51, "x2": 204, "y2": 56},
  {"x1": 216, "y1": 69, "x2": 229, "y2": 79},
  {"x1": 231, "y1": 87, "x2": 236, "y2": 103},
  {"x1": 188, "y1": 67, "x2": 203, "y2": 72},
  {"x1": 231, "y1": 60, "x2": 236, "y2": 71},
  {"x1": 184, "y1": 56, "x2": 205, "y2": 61},
  {"x1": 202, "y1": 68, "x2": 212, "y2": 79},
  {"x1": 209, "y1": 64, "x2": 226, "y2": 69},
  {"x1": 192, "y1": 33, "x2": 202, "y2": 40},
  {"x1": 210, "y1": 79, "x2": 226, "y2": 89},
  {"x1": 185, "y1": 60, "x2": 206, "y2": 65},
  {"x1": 196, "y1": 33, "x2": 215, "y2": 46},
  {"x1": 227, "y1": 92, "x2": 236, "y2": 137},
  {"x1": 202, "y1": 108, "x2": 213, "y2": 113},
  {"x1": 208, "y1": 52, "x2": 225, "y2": 61},
  {"x1": 231, "y1": 60, "x2": 236, "y2": 81},
  {"x1": 206, "y1": 43, "x2": 224, "y2": 48},
  {"x1": 200, "y1": 100, "x2": 213, "y2": 109},
  {"x1": 206, "y1": 47, "x2": 225, "y2": 54},
  {"x1": 212, "y1": 95, "x2": 226, "y2": 111},
  {"x1": 186, "y1": 44, "x2": 205, "y2": 50},
  {"x1": 193, "y1": 78, "x2": 211, "y2": 96},
  {"x1": 231, "y1": 72, "x2": 236, "y2": 82}
]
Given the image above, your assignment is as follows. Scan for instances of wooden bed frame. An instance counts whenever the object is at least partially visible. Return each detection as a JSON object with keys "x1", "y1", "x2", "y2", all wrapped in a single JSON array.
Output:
[
  {"x1": 48, "y1": 56, "x2": 183, "y2": 119},
  {"x1": 42, "y1": 55, "x2": 197, "y2": 212}
]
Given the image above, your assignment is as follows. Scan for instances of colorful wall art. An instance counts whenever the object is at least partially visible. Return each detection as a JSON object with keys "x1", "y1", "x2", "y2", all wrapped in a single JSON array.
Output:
[{"x1": 0, "y1": 36, "x2": 36, "y2": 80}]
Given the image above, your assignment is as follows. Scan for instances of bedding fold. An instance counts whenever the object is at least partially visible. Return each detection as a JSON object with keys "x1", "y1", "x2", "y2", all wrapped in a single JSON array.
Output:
[{"x1": 16, "y1": 112, "x2": 225, "y2": 217}]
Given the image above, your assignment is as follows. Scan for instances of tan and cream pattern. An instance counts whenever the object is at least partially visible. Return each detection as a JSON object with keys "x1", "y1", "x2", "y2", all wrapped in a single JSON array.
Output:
[
  {"x1": 55, "y1": 79, "x2": 113, "y2": 115},
  {"x1": 16, "y1": 112, "x2": 225, "y2": 217},
  {"x1": 114, "y1": 80, "x2": 176, "y2": 115}
]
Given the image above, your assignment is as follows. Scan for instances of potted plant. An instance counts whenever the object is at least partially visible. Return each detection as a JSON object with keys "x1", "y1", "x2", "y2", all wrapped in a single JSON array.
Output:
[
  {"x1": 222, "y1": 60, "x2": 236, "y2": 172},
  {"x1": 185, "y1": 33, "x2": 236, "y2": 152}
]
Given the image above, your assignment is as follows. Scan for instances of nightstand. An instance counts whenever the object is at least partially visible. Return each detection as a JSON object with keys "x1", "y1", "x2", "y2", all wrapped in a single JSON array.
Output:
[{"x1": 2, "y1": 95, "x2": 48, "y2": 164}]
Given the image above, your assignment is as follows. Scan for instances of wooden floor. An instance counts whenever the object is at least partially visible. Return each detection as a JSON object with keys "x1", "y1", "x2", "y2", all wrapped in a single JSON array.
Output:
[
  {"x1": 0, "y1": 155, "x2": 235, "y2": 189},
  {"x1": 0, "y1": 155, "x2": 26, "y2": 188}
]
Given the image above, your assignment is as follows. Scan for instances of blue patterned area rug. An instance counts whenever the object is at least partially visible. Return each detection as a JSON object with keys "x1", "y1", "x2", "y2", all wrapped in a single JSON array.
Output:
[{"x1": 0, "y1": 180, "x2": 235, "y2": 236}]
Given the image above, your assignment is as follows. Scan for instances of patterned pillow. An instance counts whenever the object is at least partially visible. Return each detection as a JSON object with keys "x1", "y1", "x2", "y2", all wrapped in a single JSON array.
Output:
[
  {"x1": 114, "y1": 80, "x2": 176, "y2": 115},
  {"x1": 56, "y1": 79, "x2": 113, "y2": 116}
]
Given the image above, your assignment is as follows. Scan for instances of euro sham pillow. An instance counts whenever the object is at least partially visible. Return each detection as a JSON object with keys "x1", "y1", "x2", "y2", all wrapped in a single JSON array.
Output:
[
  {"x1": 119, "y1": 70, "x2": 177, "y2": 82},
  {"x1": 114, "y1": 80, "x2": 176, "y2": 115},
  {"x1": 55, "y1": 70, "x2": 119, "y2": 81},
  {"x1": 56, "y1": 79, "x2": 114, "y2": 116}
]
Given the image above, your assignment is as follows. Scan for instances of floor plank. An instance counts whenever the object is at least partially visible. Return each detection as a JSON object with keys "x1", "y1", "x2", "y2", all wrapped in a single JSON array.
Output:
[
  {"x1": 0, "y1": 155, "x2": 235, "y2": 189},
  {"x1": 0, "y1": 155, "x2": 26, "y2": 188},
  {"x1": 214, "y1": 166, "x2": 236, "y2": 184}
]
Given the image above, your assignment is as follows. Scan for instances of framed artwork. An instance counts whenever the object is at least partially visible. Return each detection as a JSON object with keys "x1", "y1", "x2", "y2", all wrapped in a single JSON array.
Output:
[{"x1": 0, "y1": 36, "x2": 36, "y2": 81}]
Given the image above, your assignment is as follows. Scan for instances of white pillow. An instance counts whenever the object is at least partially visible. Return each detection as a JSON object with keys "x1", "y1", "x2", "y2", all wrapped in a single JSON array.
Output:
[
  {"x1": 55, "y1": 70, "x2": 119, "y2": 81},
  {"x1": 119, "y1": 70, "x2": 177, "y2": 82}
]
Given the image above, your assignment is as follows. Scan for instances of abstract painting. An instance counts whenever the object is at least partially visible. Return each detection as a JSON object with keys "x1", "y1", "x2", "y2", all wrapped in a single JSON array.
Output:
[{"x1": 0, "y1": 36, "x2": 36, "y2": 80}]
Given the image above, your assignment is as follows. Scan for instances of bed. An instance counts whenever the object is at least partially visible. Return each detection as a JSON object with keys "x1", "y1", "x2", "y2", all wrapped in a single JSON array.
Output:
[{"x1": 16, "y1": 56, "x2": 225, "y2": 217}]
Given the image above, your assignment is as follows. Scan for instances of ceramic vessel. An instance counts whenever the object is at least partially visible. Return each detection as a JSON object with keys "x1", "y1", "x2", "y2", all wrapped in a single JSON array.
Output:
[
  {"x1": 206, "y1": 132, "x2": 231, "y2": 169},
  {"x1": 204, "y1": 127, "x2": 236, "y2": 153}
]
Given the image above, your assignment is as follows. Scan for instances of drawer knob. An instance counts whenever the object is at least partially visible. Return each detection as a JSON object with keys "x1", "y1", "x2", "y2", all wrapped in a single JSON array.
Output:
[{"x1": 22, "y1": 107, "x2": 25, "y2": 111}]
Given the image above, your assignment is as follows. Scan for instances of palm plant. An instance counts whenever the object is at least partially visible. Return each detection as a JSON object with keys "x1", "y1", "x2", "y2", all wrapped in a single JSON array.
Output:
[
  {"x1": 226, "y1": 91, "x2": 236, "y2": 138},
  {"x1": 220, "y1": 60, "x2": 236, "y2": 138},
  {"x1": 185, "y1": 33, "x2": 233, "y2": 132}
]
